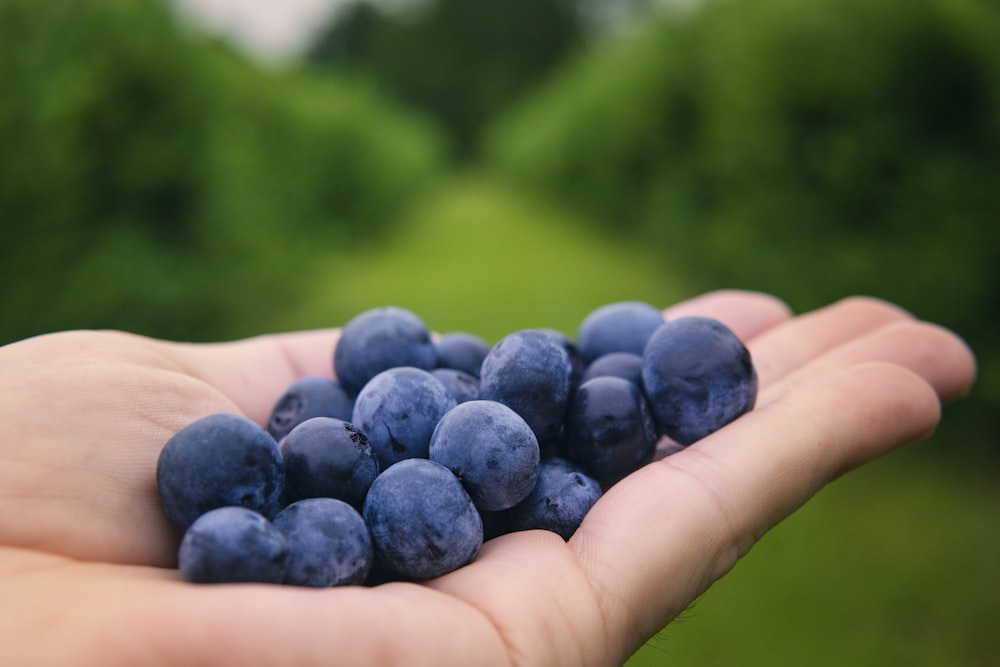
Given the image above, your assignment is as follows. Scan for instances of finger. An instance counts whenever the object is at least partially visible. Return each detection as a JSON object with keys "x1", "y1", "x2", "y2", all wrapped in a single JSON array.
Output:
[
  {"x1": 746, "y1": 296, "x2": 915, "y2": 388},
  {"x1": 663, "y1": 289, "x2": 793, "y2": 341},
  {"x1": 571, "y1": 361, "x2": 943, "y2": 662},
  {"x1": 161, "y1": 329, "x2": 342, "y2": 425},
  {"x1": 759, "y1": 319, "x2": 977, "y2": 406}
]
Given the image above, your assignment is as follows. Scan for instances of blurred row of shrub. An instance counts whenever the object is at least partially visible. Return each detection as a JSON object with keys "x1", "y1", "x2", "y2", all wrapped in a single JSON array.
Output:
[
  {"x1": 0, "y1": 0, "x2": 446, "y2": 343},
  {"x1": 484, "y1": 0, "x2": 1000, "y2": 428},
  {"x1": 306, "y1": 0, "x2": 586, "y2": 157},
  {"x1": 2, "y1": 0, "x2": 996, "y2": 448}
]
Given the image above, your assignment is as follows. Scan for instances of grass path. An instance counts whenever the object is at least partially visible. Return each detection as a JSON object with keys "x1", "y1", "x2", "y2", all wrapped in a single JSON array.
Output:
[{"x1": 293, "y1": 174, "x2": 690, "y2": 342}]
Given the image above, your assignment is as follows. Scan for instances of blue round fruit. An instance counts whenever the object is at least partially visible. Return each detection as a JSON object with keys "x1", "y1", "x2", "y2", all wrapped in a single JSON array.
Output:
[
  {"x1": 479, "y1": 330, "x2": 574, "y2": 445},
  {"x1": 157, "y1": 413, "x2": 284, "y2": 529},
  {"x1": 273, "y1": 498, "x2": 373, "y2": 588},
  {"x1": 280, "y1": 417, "x2": 379, "y2": 509},
  {"x1": 431, "y1": 368, "x2": 481, "y2": 405},
  {"x1": 504, "y1": 458, "x2": 603, "y2": 541},
  {"x1": 333, "y1": 307, "x2": 436, "y2": 395},
  {"x1": 576, "y1": 301, "x2": 664, "y2": 363},
  {"x1": 579, "y1": 352, "x2": 645, "y2": 388},
  {"x1": 178, "y1": 506, "x2": 289, "y2": 584},
  {"x1": 267, "y1": 376, "x2": 354, "y2": 442},
  {"x1": 642, "y1": 316, "x2": 758, "y2": 446},
  {"x1": 563, "y1": 376, "x2": 658, "y2": 482},
  {"x1": 533, "y1": 328, "x2": 586, "y2": 387},
  {"x1": 351, "y1": 366, "x2": 456, "y2": 468},
  {"x1": 362, "y1": 458, "x2": 483, "y2": 580},
  {"x1": 429, "y1": 400, "x2": 540, "y2": 512},
  {"x1": 434, "y1": 332, "x2": 490, "y2": 377}
]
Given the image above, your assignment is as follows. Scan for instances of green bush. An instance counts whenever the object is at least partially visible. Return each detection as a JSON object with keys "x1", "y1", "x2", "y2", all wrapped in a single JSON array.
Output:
[
  {"x1": 0, "y1": 0, "x2": 446, "y2": 344},
  {"x1": 485, "y1": 0, "x2": 1000, "y2": 429},
  {"x1": 307, "y1": 0, "x2": 585, "y2": 158}
]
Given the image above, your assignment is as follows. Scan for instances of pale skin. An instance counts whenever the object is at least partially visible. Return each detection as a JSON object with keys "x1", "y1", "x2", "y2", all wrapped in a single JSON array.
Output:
[{"x1": 0, "y1": 290, "x2": 976, "y2": 666}]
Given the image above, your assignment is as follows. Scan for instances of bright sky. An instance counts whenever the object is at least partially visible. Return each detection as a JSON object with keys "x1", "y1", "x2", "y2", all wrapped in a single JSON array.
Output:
[
  {"x1": 171, "y1": 0, "x2": 346, "y2": 61},
  {"x1": 170, "y1": 0, "x2": 688, "y2": 62}
]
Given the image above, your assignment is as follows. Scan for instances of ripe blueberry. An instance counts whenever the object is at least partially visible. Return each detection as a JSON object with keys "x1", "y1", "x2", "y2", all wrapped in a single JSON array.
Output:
[
  {"x1": 576, "y1": 301, "x2": 664, "y2": 363},
  {"x1": 333, "y1": 307, "x2": 436, "y2": 395},
  {"x1": 273, "y1": 498, "x2": 373, "y2": 587},
  {"x1": 479, "y1": 330, "x2": 573, "y2": 445},
  {"x1": 280, "y1": 417, "x2": 379, "y2": 509},
  {"x1": 178, "y1": 506, "x2": 289, "y2": 584},
  {"x1": 362, "y1": 459, "x2": 483, "y2": 580},
  {"x1": 429, "y1": 400, "x2": 540, "y2": 512},
  {"x1": 642, "y1": 316, "x2": 757, "y2": 445},
  {"x1": 351, "y1": 366, "x2": 456, "y2": 468},
  {"x1": 267, "y1": 376, "x2": 354, "y2": 442},
  {"x1": 157, "y1": 413, "x2": 283, "y2": 529}
]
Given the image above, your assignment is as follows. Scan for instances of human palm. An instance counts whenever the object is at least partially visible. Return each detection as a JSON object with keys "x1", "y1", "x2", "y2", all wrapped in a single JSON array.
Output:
[{"x1": 0, "y1": 291, "x2": 975, "y2": 666}]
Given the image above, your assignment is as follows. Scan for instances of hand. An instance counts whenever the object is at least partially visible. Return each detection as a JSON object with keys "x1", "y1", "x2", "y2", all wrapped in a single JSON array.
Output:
[{"x1": 0, "y1": 291, "x2": 976, "y2": 666}]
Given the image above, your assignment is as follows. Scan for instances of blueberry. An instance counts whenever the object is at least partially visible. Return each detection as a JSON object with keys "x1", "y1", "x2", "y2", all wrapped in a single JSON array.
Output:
[
  {"x1": 642, "y1": 316, "x2": 758, "y2": 446},
  {"x1": 272, "y1": 498, "x2": 373, "y2": 587},
  {"x1": 429, "y1": 400, "x2": 540, "y2": 512},
  {"x1": 479, "y1": 330, "x2": 573, "y2": 445},
  {"x1": 579, "y1": 352, "x2": 645, "y2": 388},
  {"x1": 280, "y1": 417, "x2": 379, "y2": 509},
  {"x1": 434, "y1": 332, "x2": 490, "y2": 377},
  {"x1": 504, "y1": 458, "x2": 602, "y2": 540},
  {"x1": 178, "y1": 506, "x2": 289, "y2": 584},
  {"x1": 563, "y1": 376, "x2": 658, "y2": 482},
  {"x1": 431, "y1": 368, "x2": 481, "y2": 404},
  {"x1": 267, "y1": 376, "x2": 354, "y2": 442},
  {"x1": 576, "y1": 301, "x2": 665, "y2": 363},
  {"x1": 333, "y1": 307, "x2": 436, "y2": 395},
  {"x1": 351, "y1": 367, "x2": 456, "y2": 468},
  {"x1": 362, "y1": 458, "x2": 483, "y2": 580},
  {"x1": 157, "y1": 413, "x2": 284, "y2": 529},
  {"x1": 535, "y1": 328, "x2": 585, "y2": 387}
]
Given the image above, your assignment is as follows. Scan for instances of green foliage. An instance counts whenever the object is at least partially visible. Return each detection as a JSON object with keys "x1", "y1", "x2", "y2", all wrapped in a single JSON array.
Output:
[
  {"x1": 0, "y1": 0, "x2": 446, "y2": 344},
  {"x1": 307, "y1": 0, "x2": 585, "y2": 157},
  {"x1": 627, "y1": 441, "x2": 1000, "y2": 665},
  {"x1": 485, "y1": 0, "x2": 1000, "y2": 419}
]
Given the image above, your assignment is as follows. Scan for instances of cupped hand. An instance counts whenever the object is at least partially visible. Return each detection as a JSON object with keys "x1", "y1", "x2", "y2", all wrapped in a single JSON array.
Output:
[{"x1": 0, "y1": 291, "x2": 976, "y2": 666}]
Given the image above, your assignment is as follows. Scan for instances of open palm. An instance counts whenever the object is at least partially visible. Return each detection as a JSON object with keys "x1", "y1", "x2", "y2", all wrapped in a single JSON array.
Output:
[{"x1": 0, "y1": 291, "x2": 975, "y2": 666}]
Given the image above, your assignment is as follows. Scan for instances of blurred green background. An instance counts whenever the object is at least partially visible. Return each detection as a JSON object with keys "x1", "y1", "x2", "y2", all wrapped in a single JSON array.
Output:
[{"x1": 1, "y1": 0, "x2": 997, "y2": 663}]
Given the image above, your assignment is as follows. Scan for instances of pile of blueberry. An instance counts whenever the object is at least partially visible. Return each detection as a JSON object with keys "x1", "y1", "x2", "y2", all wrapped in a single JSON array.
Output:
[{"x1": 156, "y1": 302, "x2": 758, "y2": 586}]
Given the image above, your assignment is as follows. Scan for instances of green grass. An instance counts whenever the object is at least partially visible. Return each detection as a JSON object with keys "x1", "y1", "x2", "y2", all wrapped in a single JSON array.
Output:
[
  {"x1": 626, "y1": 437, "x2": 1000, "y2": 666},
  {"x1": 288, "y1": 174, "x2": 691, "y2": 342}
]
